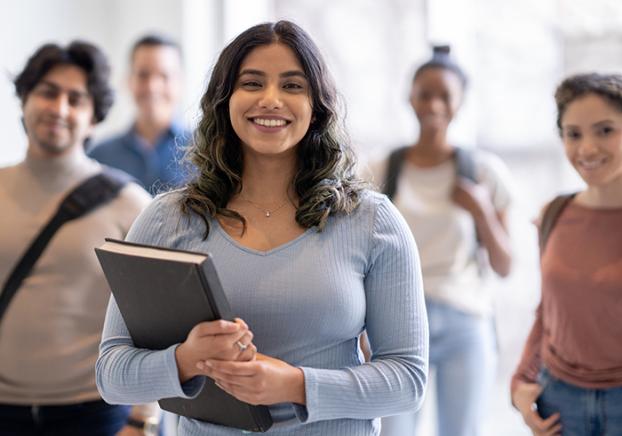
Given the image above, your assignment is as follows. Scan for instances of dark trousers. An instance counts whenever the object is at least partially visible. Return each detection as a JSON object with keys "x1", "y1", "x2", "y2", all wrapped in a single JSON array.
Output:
[{"x1": 0, "y1": 400, "x2": 130, "y2": 436}]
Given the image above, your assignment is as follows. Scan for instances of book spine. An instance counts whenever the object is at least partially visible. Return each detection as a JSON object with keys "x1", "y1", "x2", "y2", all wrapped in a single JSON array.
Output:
[{"x1": 195, "y1": 261, "x2": 234, "y2": 321}]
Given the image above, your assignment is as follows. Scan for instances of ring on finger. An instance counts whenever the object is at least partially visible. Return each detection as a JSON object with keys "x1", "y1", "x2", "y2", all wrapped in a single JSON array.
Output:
[{"x1": 235, "y1": 340, "x2": 248, "y2": 352}]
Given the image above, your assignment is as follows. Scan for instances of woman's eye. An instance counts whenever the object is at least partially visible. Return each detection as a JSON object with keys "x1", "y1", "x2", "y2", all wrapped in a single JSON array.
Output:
[
  {"x1": 283, "y1": 82, "x2": 304, "y2": 90},
  {"x1": 598, "y1": 126, "x2": 614, "y2": 136},
  {"x1": 241, "y1": 81, "x2": 261, "y2": 89},
  {"x1": 566, "y1": 131, "x2": 580, "y2": 140}
]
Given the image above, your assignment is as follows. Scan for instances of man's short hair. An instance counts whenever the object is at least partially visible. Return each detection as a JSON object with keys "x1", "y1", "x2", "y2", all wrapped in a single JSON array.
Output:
[
  {"x1": 13, "y1": 41, "x2": 114, "y2": 124},
  {"x1": 130, "y1": 33, "x2": 183, "y2": 63}
]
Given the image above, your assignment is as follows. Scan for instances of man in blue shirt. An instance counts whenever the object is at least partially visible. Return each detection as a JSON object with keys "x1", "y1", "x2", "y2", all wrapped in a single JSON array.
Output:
[{"x1": 89, "y1": 34, "x2": 190, "y2": 195}]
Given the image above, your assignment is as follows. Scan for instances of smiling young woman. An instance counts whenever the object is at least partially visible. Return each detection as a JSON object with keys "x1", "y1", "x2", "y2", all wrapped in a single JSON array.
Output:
[
  {"x1": 370, "y1": 46, "x2": 513, "y2": 436},
  {"x1": 96, "y1": 20, "x2": 429, "y2": 436},
  {"x1": 512, "y1": 74, "x2": 622, "y2": 436}
]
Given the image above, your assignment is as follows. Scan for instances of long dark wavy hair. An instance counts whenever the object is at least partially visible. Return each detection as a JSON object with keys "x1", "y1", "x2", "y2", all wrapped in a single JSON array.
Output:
[{"x1": 181, "y1": 20, "x2": 365, "y2": 238}]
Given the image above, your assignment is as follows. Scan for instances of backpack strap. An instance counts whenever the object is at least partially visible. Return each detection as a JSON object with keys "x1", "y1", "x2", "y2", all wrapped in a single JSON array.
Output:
[
  {"x1": 382, "y1": 146, "x2": 409, "y2": 200},
  {"x1": 384, "y1": 146, "x2": 477, "y2": 200},
  {"x1": 0, "y1": 167, "x2": 130, "y2": 323},
  {"x1": 453, "y1": 146, "x2": 477, "y2": 182},
  {"x1": 538, "y1": 193, "x2": 577, "y2": 254}
]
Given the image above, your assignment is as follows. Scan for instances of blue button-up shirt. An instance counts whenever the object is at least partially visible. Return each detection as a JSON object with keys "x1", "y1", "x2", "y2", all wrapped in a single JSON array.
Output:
[{"x1": 89, "y1": 122, "x2": 191, "y2": 195}]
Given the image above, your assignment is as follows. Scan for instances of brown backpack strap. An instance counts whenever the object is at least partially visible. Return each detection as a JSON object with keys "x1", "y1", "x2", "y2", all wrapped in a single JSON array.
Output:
[{"x1": 538, "y1": 193, "x2": 577, "y2": 254}]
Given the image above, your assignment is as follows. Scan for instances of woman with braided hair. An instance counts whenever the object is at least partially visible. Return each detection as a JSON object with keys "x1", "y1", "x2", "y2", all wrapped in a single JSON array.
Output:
[{"x1": 511, "y1": 73, "x2": 622, "y2": 435}]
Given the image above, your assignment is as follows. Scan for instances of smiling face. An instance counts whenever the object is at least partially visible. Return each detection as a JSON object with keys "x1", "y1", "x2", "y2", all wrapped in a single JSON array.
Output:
[
  {"x1": 129, "y1": 44, "x2": 182, "y2": 125},
  {"x1": 228, "y1": 42, "x2": 313, "y2": 158},
  {"x1": 410, "y1": 67, "x2": 463, "y2": 134},
  {"x1": 22, "y1": 64, "x2": 95, "y2": 158},
  {"x1": 560, "y1": 93, "x2": 622, "y2": 188}
]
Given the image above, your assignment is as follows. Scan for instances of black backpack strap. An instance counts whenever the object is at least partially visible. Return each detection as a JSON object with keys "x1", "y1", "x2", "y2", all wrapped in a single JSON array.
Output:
[
  {"x1": 453, "y1": 146, "x2": 477, "y2": 182},
  {"x1": 538, "y1": 193, "x2": 577, "y2": 254},
  {"x1": 383, "y1": 146, "x2": 410, "y2": 200},
  {"x1": 0, "y1": 168, "x2": 130, "y2": 323},
  {"x1": 453, "y1": 147, "x2": 485, "y2": 251}
]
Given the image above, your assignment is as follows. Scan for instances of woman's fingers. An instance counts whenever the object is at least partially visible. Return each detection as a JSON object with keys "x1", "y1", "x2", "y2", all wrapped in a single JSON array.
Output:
[
  {"x1": 191, "y1": 319, "x2": 242, "y2": 337},
  {"x1": 526, "y1": 410, "x2": 561, "y2": 435},
  {"x1": 237, "y1": 343, "x2": 257, "y2": 362}
]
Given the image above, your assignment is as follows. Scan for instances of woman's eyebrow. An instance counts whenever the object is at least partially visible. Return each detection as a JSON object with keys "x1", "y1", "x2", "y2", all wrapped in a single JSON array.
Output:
[{"x1": 238, "y1": 69, "x2": 306, "y2": 79}]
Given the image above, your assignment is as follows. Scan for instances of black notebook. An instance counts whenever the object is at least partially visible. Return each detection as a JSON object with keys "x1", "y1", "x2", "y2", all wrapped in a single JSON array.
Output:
[{"x1": 95, "y1": 238, "x2": 273, "y2": 432}]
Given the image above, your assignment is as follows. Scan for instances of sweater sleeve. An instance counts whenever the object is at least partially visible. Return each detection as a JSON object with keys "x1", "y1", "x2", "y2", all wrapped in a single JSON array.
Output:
[
  {"x1": 296, "y1": 195, "x2": 429, "y2": 423},
  {"x1": 511, "y1": 303, "x2": 543, "y2": 394},
  {"x1": 96, "y1": 194, "x2": 205, "y2": 405}
]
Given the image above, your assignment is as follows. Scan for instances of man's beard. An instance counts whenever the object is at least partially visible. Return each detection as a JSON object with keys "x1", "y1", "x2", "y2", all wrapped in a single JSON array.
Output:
[{"x1": 32, "y1": 129, "x2": 75, "y2": 156}]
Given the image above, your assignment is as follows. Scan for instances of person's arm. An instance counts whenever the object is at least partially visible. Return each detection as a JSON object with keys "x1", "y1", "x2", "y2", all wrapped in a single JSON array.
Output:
[
  {"x1": 511, "y1": 303, "x2": 544, "y2": 396},
  {"x1": 510, "y1": 304, "x2": 562, "y2": 435},
  {"x1": 96, "y1": 193, "x2": 255, "y2": 405},
  {"x1": 96, "y1": 296, "x2": 206, "y2": 405},
  {"x1": 299, "y1": 196, "x2": 428, "y2": 422},
  {"x1": 452, "y1": 177, "x2": 512, "y2": 276}
]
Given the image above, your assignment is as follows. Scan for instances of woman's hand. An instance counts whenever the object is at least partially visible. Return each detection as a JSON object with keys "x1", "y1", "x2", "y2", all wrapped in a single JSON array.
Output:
[
  {"x1": 512, "y1": 381, "x2": 562, "y2": 436},
  {"x1": 175, "y1": 318, "x2": 256, "y2": 383},
  {"x1": 451, "y1": 177, "x2": 493, "y2": 219},
  {"x1": 115, "y1": 426, "x2": 144, "y2": 436},
  {"x1": 452, "y1": 176, "x2": 513, "y2": 276},
  {"x1": 197, "y1": 353, "x2": 306, "y2": 406}
]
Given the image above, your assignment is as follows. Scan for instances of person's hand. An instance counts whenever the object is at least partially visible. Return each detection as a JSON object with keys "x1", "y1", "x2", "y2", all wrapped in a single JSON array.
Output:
[
  {"x1": 115, "y1": 425, "x2": 144, "y2": 436},
  {"x1": 451, "y1": 177, "x2": 494, "y2": 219},
  {"x1": 175, "y1": 318, "x2": 256, "y2": 383},
  {"x1": 197, "y1": 353, "x2": 306, "y2": 406},
  {"x1": 512, "y1": 381, "x2": 562, "y2": 436}
]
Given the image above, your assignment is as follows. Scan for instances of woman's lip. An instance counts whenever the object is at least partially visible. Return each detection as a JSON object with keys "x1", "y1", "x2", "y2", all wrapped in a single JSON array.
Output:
[
  {"x1": 250, "y1": 120, "x2": 288, "y2": 133},
  {"x1": 248, "y1": 116, "x2": 290, "y2": 122}
]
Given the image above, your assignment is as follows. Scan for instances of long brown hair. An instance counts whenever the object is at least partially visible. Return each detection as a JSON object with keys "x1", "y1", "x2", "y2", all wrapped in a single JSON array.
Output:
[{"x1": 181, "y1": 20, "x2": 364, "y2": 238}]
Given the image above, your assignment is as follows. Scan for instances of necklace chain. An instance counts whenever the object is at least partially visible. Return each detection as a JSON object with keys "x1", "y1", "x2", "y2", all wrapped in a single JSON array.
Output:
[{"x1": 239, "y1": 194, "x2": 290, "y2": 218}]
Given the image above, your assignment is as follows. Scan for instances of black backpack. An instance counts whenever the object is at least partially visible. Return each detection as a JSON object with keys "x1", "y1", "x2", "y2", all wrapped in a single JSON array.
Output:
[
  {"x1": 382, "y1": 146, "x2": 483, "y2": 256},
  {"x1": 382, "y1": 145, "x2": 477, "y2": 200}
]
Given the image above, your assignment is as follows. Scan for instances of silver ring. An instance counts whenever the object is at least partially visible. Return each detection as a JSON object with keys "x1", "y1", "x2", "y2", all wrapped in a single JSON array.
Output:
[{"x1": 236, "y1": 340, "x2": 248, "y2": 352}]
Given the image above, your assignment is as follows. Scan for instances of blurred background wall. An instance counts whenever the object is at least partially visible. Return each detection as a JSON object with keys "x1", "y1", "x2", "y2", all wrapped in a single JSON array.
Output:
[{"x1": 1, "y1": 0, "x2": 621, "y2": 434}]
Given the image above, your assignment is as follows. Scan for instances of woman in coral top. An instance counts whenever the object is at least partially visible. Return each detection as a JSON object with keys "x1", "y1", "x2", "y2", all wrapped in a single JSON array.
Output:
[{"x1": 511, "y1": 73, "x2": 622, "y2": 435}]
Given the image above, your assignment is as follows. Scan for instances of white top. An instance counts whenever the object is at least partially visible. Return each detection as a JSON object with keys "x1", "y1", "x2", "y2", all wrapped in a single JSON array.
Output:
[{"x1": 364, "y1": 149, "x2": 512, "y2": 315}]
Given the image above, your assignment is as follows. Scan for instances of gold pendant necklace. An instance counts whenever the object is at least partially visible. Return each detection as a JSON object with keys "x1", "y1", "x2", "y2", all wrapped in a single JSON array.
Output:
[{"x1": 240, "y1": 195, "x2": 290, "y2": 218}]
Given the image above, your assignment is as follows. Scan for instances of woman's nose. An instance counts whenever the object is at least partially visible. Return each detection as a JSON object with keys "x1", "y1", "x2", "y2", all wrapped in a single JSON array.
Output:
[{"x1": 258, "y1": 84, "x2": 283, "y2": 110}]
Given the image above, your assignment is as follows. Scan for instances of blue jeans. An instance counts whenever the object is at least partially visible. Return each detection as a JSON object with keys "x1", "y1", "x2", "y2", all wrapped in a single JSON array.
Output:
[
  {"x1": 0, "y1": 400, "x2": 130, "y2": 436},
  {"x1": 537, "y1": 368, "x2": 622, "y2": 435},
  {"x1": 381, "y1": 299, "x2": 497, "y2": 436}
]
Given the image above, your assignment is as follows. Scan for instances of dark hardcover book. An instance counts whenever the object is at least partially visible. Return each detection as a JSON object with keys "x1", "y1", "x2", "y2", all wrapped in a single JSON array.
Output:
[{"x1": 95, "y1": 238, "x2": 273, "y2": 432}]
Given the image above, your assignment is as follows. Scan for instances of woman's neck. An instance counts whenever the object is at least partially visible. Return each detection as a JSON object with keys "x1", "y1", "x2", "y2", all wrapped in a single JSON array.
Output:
[
  {"x1": 239, "y1": 153, "x2": 297, "y2": 204},
  {"x1": 409, "y1": 129, "x2": 454, "y2": 167},
  {"x1": 579, "y1": 177, "x2": 622, "y2": 208}
]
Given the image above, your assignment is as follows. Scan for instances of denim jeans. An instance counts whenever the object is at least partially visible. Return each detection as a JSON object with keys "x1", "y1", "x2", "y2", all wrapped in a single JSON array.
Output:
[
  {"x1": 0, "y1": 400, "x2": 131, "y2": 436},
  {"x1": 381, "y1": 299, "x2": 497, "y2": 436},
  {"x1": 537, "y1": 368, "x2": 622, "y2": 436}
]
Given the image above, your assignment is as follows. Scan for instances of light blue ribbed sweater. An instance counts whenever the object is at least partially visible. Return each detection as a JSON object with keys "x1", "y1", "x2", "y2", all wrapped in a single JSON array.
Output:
[{"x1": 96, "y1": 189, "x2": 428, "y2": 435}]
